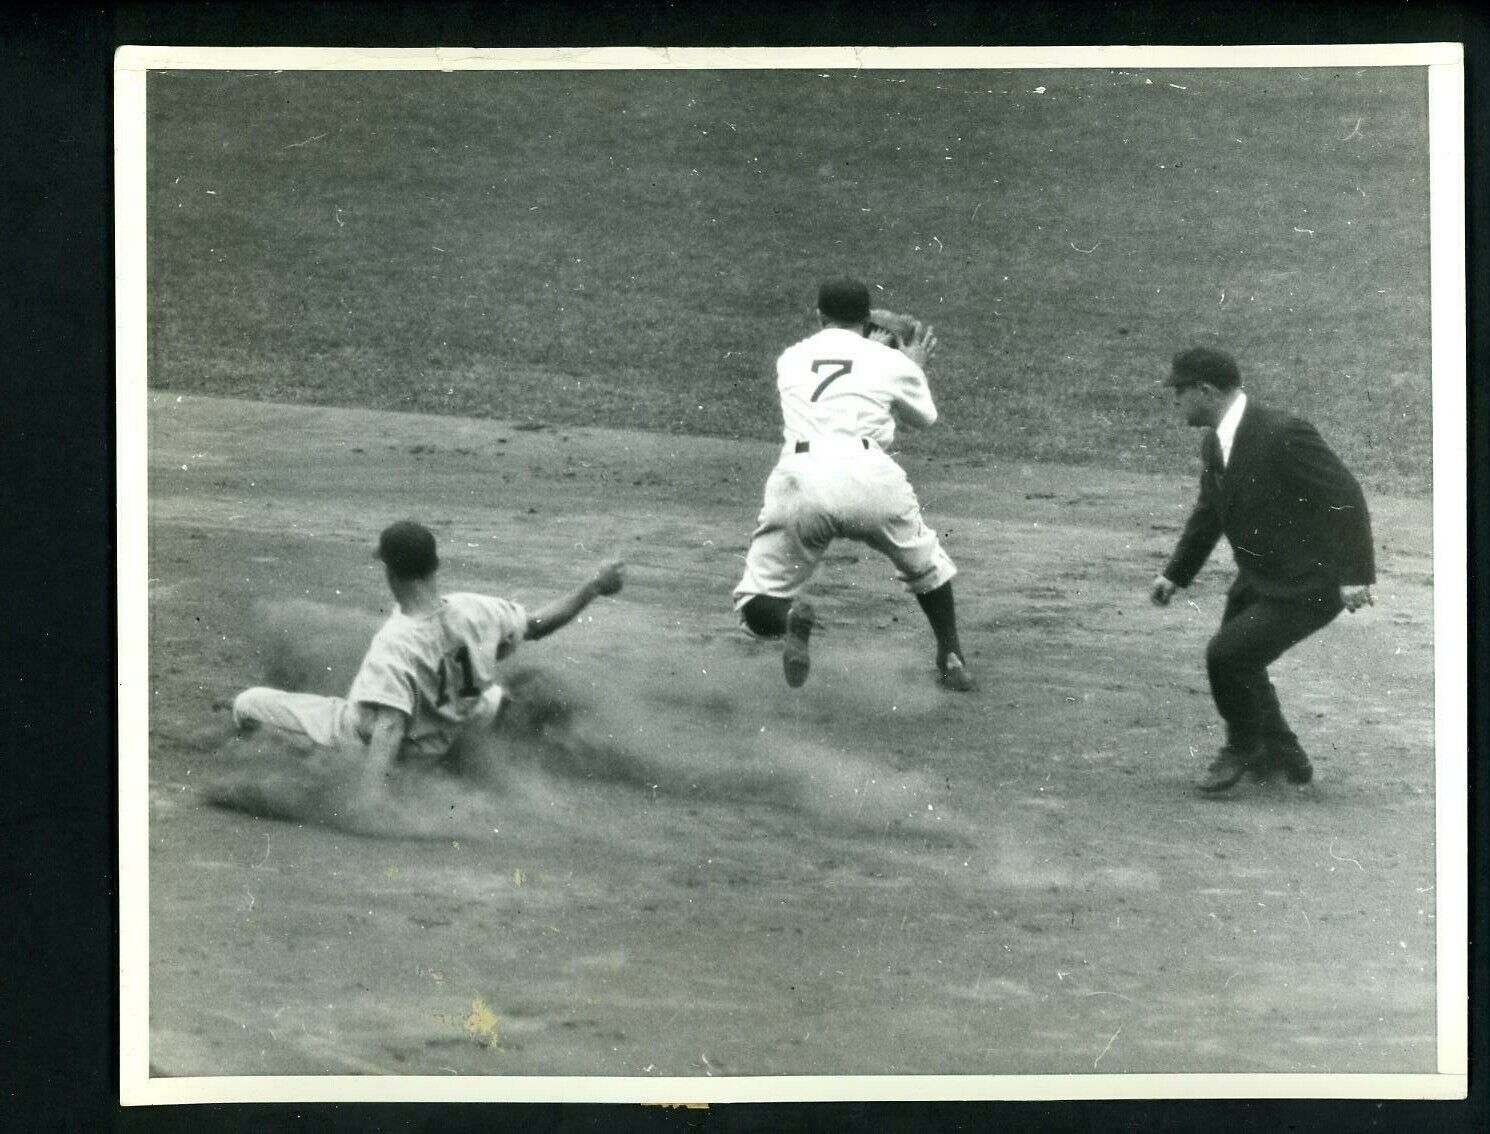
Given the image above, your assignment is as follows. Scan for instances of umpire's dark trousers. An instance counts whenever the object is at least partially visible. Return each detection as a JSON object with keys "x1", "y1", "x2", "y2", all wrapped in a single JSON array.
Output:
[{"x1": 1205, "y1": 582, "x2": 1341, "y2": 755}]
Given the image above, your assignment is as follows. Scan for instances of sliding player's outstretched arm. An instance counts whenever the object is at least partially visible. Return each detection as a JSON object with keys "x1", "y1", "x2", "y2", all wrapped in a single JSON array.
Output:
[{"x1": 524, "y1": 560, "x2": 625, "y2": 641}]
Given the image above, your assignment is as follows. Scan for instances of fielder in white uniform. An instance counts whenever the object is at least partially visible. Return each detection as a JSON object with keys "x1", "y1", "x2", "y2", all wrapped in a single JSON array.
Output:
[
  {"x1": 233, "y1": 520, "x2": 624, "y2": 797},
  {"x1": 733, "y1": 278, "x2": 974, "y2": 691}
]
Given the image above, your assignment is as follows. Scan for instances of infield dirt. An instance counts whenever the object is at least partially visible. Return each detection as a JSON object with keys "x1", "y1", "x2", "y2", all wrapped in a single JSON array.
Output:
[{"x1": 144, "y1": 391, "x2": 1437, "y2": 1077}]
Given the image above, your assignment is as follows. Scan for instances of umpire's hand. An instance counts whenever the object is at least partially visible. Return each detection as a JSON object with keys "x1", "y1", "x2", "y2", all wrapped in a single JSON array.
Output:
[
  {"x1": 1340, "y1": 584, "x2": 1374, "y2": 613},
  {"x1": 1149, "y1": 575, "x2": 1178, "y2": 606}
]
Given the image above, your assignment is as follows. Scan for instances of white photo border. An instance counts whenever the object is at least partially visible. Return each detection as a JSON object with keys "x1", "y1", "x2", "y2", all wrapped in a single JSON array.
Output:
[{"x1": 116, "y1": 42, "x2": 1468, "y2": 1106}]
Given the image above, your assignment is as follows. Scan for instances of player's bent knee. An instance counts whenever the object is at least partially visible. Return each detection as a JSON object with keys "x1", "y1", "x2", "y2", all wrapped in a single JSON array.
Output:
[
  {"x1": 231, "y1": 686, "x2": 288, "y2": 732},
  {"x1": 231, "y1": 687, "x2": 266, "y2": 726},
  {"x1": 904, "y1": 561, "x2": 957, "y2": 596}
]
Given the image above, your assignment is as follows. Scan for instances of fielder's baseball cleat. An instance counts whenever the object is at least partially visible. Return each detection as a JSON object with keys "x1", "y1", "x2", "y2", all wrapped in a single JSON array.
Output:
[
  {"x1": 782, "y1": 599, "x2": 816, "y2": 688},
  {"x1": 1195, "y1": 744, "x2": 1257, "y2": 793},
  {"x1": 937, "y1": 653, "x2": 975, "y2": 692}
]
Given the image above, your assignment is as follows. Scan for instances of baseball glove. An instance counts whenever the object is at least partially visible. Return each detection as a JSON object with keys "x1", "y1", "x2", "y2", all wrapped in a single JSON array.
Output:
[{"x1": 867, "y1": 308, "x2": 925, "y2": 352}]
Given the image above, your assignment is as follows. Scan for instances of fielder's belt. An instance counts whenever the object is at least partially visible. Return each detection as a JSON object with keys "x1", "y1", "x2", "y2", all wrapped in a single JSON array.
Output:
[{"x1": 794, "y1": 438, "x2": 873, "y2": 454}]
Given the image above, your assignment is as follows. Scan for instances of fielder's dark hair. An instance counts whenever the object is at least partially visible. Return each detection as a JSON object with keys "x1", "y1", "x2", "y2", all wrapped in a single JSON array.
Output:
[
  {"x1": 377, "y1": 520, "x2": 440, "y2": 580},
  {"x1": 817, "y1": 278, "x2": 871, "y2": 324},
  {"x1": 1169, "y1": 346, "x2": 1241, "y2": 390}
]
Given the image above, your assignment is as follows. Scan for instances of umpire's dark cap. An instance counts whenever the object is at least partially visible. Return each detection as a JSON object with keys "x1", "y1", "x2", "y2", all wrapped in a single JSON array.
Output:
[
  {"x1": 817, "y1": 278, "x2": 872, "y2": 324},
  {"x1": 1167, "y1": 347, "x2": 1241, "y2": 390},
  {"x1": 377, "y1": 520, "x2": 440, "y2": 579}
]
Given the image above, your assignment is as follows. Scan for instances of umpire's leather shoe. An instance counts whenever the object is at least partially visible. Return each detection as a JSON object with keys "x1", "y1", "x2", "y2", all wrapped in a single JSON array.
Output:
[
  {"x1": 1196, "y1": 745, "x2": 1257, "y2": 794},
  {"x1": 782, "y1": 600, "x2": 816, "y2": 689},
  {"x1": 1272, "y1": 745, "x2": 1314, "y2": 785}
]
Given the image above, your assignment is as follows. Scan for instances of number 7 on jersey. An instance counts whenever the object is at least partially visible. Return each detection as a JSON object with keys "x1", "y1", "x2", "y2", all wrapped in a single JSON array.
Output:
[{"x1": 810, "y1": 359, "x2": 853, "y2": 401}]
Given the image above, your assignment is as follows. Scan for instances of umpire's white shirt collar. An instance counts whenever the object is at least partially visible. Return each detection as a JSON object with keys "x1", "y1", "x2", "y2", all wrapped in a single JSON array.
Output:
[{"x1": 1214, "y1": 390, "x2": 1247, "y2": 467}]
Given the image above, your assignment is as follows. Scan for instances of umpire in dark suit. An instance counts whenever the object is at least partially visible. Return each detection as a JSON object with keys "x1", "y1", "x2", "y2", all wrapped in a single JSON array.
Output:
[{"x1": 1149, "y1": 347, "x2": 1376, "y2": 793}]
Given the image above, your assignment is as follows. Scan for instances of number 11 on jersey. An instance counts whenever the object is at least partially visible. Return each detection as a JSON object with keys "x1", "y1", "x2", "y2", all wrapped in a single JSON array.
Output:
[{"x1": 435, "y1": 644, "x2": 480, "y2": 706}]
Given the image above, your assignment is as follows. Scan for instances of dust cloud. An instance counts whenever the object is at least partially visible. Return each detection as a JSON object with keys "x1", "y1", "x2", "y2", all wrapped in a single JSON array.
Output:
[{"x1": 205, "y1": 600, "x2": 969, "y2": 845}]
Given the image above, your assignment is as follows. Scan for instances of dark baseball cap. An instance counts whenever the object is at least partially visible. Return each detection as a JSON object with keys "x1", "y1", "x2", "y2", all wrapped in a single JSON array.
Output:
[
  {"x1": 1166, "y1": 347, "x2": 1241, "y2": 390},
  {"x1": 376, "y1": 520, "x2": 439, "y2": 579},
  {"x1": 817, "y1": 278, "x2": 871, "y2": 324}
]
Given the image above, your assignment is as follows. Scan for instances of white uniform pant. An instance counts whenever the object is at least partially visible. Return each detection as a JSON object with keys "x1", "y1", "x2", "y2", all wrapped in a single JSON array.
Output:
[
  {"x1": 732, "y1": 442, "x2": 956, "y2": 608},
  {"x1": 232, "y1": 685, "x2": 509, "y2": 758}
]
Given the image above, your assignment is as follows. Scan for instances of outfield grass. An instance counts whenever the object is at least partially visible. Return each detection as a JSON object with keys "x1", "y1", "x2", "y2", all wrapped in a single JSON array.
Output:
[{"x1": 147, "y1": 66, "x2": 1432, "y2": 492}]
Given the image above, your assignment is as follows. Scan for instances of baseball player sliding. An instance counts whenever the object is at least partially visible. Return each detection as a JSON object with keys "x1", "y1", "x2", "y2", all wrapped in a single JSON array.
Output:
[
  {"x1": 232, "y1": 520, "x2": 624, "y2": 800},
  {"x1": 732, "y1": 278, "x2": 974, "y2": 692}
]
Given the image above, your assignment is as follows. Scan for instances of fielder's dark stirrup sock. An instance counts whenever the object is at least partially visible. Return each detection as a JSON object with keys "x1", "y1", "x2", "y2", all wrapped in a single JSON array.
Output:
[
  {"x1": 915, "y1": 581, "x2": 964, "y2": 663},
  {"x1": 782, "y1": 600, "x2": 816, "y2": 688}
]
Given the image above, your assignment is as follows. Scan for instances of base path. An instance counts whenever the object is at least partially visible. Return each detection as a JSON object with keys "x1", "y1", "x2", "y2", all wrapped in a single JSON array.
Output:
[{"x1": 138, "y1": 392, "x2": 1438, "y2": 1078}]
